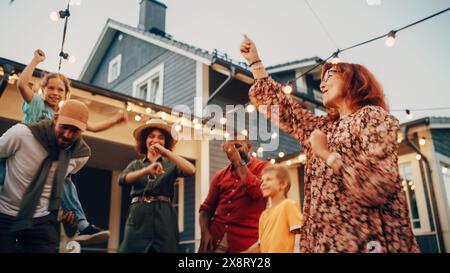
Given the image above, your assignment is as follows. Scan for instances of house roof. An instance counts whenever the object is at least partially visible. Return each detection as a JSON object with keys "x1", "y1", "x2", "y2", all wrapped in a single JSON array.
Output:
[
  {"x1": 79, "y1": 18, "x2": 217, "y2": 82},
  {"x1": 401, "y1": 116, "x2": 450, "y2": 129},
  {"x1": 79, "y1": 18, "x2": 324, "y2": 83},
  {"x1": 266, "y1": 57, "x2": 323, "y2": 74}
]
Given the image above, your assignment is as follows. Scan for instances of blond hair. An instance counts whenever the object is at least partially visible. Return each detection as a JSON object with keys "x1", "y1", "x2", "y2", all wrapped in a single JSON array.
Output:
[
  {"x1": 263, "y1": 164, "x2": 291, "y2": 197},
  {"x1": 39, "y1": 73, "x2": 72, "y2": 100}
]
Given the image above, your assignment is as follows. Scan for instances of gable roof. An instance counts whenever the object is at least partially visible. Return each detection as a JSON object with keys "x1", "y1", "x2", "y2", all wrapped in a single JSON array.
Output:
[
  {"x1": 266, "y1": 57, "x2": 323, "y2": 74},
  {"x1": 79, "y1": 18, "x2": 215, "y2": 82}
]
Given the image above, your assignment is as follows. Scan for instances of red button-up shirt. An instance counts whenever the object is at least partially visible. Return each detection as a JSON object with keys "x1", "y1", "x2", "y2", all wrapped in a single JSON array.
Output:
[{"x1": 199, "y1": 159, "x2": 269, "y2": 253}]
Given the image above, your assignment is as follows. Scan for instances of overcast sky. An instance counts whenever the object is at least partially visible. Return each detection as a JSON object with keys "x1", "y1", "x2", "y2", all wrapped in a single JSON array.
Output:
[{"x1": 1, "y1": 0, "x2": 449, "y2": 123}]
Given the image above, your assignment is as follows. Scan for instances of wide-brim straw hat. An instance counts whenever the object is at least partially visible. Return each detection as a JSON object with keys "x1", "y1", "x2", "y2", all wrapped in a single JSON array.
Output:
[{"x1": 133, "y1": 118, "x2": 178, "y2": 149}]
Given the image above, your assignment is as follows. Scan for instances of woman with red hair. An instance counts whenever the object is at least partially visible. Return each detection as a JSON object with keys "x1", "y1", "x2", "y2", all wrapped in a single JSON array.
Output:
[{"x1": 240, "y1": 35, "x2": 420, "y2": 253}]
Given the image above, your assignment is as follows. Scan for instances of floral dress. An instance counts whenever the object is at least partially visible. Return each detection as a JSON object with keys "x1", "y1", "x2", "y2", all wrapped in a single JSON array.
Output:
[{"x1": 249, "y1": 77, "x2": 420, "y2": 253}]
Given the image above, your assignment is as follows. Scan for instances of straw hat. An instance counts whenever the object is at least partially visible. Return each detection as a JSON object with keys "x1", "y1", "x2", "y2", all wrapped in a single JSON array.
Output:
[{"x1": 133, "y1": 119, "x2": 178, "y2": 151}]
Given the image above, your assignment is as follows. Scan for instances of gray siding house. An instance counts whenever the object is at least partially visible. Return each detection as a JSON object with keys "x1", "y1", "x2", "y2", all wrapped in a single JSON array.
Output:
[{"x1": 79, "y1": 0, "x2": 324, "y2": 252}]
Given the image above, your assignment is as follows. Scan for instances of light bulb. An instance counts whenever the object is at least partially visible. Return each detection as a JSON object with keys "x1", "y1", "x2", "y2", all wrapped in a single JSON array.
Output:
[
  {"x1": 50, "y1": 11, "x2": 60, "y2": 22},
  {"x1": 224, "y1": 132, "x2": 230, "y2": 139},
  {"x1": 416, "y1": 154, "x2": 422, "y2": 161},
  {"x1": 174, "y1": 124, "x2": 182, "y2": 132},
  {"x1": 219, "y1": 117, "x2": 227, "y2": 125},
  {"x1": 194, "y1": 123, "x2": 202, "y2": 130},
  {"x1": 419, "y1": 138, "x2": 426, "y2": 146},
  {"x1": 257, "y1": 147, "x2": 264, "y2": 153},
  {"x1": 286, "y1": 160, "x2": 292, "y2": 166},
  {"x1": 134, "y1": 115, "x2": 141, "y2": 122},
  {"x1": 271, "y1": 132, "x2": 278, "y2": 139},
  {"x1": 246, "y1": 104, "x2": 255, "y2": 113},
  {"x1": 270, "y1": 159, "x2": 276, "y2": 164},
  {"x1": 58, "y1": 100, "x2": 65, "y2": 108},
  {"x1": 442, "y1": 167, "x2": 448, "y2": 174},
  {"x1": 252, "y1": 152, "x2": 257, "y2": 158},
  {"x1": 145, "y1": 107, "x2": 152, "y2": 114},
  {"x1": 385, "y1": 31, "x2": 396, "y2": 47},
  {"x1": 283, "y1": 85, "x2": 293, "y2": 94},
  {"x1": 331, "y1": 56, "x2": 341, "y2": 65},
  {"x1": 126, "y1": 104, "x2": 132, "y2": 111},
  {"x1": 193, "y1": 118, "x2": 199, "y2": 124},
  {"x1": 68, "y1": 55, "x2": 76, "y2": 64},
  {"x1": 278, "y1": 152, "x2": 285, "y2": 158},
  {"x1": 241, "y1": 129, "x2": 248, "y2": 136},
  {"x1": 298, "y1": 154, "x2": 306, "y2": 163}
]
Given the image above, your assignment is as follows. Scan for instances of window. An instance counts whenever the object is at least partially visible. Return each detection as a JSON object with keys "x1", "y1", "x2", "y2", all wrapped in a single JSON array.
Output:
[
  {"x1": 108, "y1": 54, "x2": 121, "y2": 83},
  {"x1": 173, "y1": 178, "x2": 184, "y2": 232},
  {"x1": 132, "y1": 63, "x2": 164, "y2": 104},
  {"x1": 399, "y1": 163, "x2": 421, "y2": 228}
]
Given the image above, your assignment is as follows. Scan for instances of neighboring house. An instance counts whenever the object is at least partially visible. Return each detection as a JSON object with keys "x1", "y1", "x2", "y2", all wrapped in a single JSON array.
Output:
[
  {"x1": 276, "y1": 116, "x2": 450, "y2": 253},
  {"x1": 79, "y1": 0, "x2": 325, "y2": 252}
]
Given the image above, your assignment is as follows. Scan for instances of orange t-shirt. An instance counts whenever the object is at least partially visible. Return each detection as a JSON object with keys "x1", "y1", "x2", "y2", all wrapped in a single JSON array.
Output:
[{"x1": 259, "y1": 199, "x2": 303, "y2": 253}]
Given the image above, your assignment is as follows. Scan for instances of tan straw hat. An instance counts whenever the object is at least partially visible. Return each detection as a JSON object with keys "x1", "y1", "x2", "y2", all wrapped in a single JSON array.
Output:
[{"x1": 133, "y1": 118, "x2": 178, "y2": 150}]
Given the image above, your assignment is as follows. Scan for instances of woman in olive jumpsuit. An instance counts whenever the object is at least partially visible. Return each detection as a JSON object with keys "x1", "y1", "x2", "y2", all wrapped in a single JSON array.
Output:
[{"x1": 118, "y1": 119, "x2": 196, "y2": 253}]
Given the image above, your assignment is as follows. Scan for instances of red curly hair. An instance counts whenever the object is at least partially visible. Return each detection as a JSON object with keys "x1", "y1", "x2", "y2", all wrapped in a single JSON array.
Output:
[{"x1": 321, "y1": 62, "x2": 388, "y2": 119}]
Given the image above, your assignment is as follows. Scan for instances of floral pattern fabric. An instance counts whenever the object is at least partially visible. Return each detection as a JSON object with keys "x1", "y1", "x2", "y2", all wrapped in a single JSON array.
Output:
[{"x1": 249, "y1": 77, "x2": 420, "y2": 253}]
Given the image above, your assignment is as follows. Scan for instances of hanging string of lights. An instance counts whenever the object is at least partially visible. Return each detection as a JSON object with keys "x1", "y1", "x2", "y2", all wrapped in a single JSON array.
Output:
[
  {"x1": 282, "y1": 7, "x2": 450, "y2": 94},
  {"x1": 50, "y1": 0, "x2": 75, "y2": 72}
]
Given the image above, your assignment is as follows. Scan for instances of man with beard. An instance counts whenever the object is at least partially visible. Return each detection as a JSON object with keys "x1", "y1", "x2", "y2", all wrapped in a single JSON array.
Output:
[
  {"x1": 199, "y1": 134, "x2": 269, "y2": 253},
  {"x1": 0, "y1": 100, "x2": 91, "y2": 252}
]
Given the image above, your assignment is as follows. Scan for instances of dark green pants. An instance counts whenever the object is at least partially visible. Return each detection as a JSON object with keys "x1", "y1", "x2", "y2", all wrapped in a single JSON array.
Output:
[{"x1": 119, "y1": 201, "x2": 178, "y2": 253}]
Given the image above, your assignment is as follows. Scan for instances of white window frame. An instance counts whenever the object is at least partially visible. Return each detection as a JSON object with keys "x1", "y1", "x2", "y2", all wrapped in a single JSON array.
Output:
[
  {"x1": 398, "y1": 155, "x2": 432, "y2": 234},
  {"x1": 107, "y1": 54, "x2": 122, "y2": 83},
  {"x1": 132, "y1": 63, "x2": 164, "y2": 104}
]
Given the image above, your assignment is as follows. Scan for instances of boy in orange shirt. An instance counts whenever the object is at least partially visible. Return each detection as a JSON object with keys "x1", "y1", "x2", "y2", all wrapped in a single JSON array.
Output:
[{"x1": 243, "y1": 164, "x2": 303, "y2": 253}]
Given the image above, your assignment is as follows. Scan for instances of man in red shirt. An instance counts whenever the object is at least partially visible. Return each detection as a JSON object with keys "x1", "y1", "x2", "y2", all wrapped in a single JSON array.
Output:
[{"x1": 199, "y1": 136, "x2": 269, "y2": 253}]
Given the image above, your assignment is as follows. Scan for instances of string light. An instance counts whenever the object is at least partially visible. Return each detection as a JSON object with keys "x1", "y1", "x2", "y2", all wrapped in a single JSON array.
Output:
[
  {"x1": 193, "y1": 118, "x2": 199, "y2": 124},
  {"x1": 419, "y1": 137, "x2": 426, "y2": 146},
  {"x1": 283, "y1": 7, "x2": 450, "y2": 87},
  {"x1": 385, "y1": 30, "x2": 397, "y2": 47},
  {"x1": 134, "y1": 114, "x2": 141, "y2": 122},
  {"x1": 194, "y1": 123, "x2": 202, "y2": 130},
  {"x1": 270, "y1": 159, "x2": 276, "y2": 164},
  {"x1": 257, "y1": 147, "x2": 264, "y2": 153},
  {"x1": 174, "y1": 124, "x2": 182, "y2": 132},
  {"x1": 278, "y1": 152, "x2": 285, "y2": 158},
  {"x1": 408, "y1": 181, "x2": 414, "y2": 186},
  {"x1": 443, "y1": 167, "x2": 448, "y2": 174},
  {"x1": 416, "y1": 154, "x2": 422, "y2": 161},
  {"x1": 271, "y1": 132, "x2": 278, "y2": 139},
  {"x1": 406, "y1": 109, "x2": 413, "y2": 120},
  {"x1": 219, "y1": 117, "x2": 227, "y2": 125},
  {"x1": 286, "y1": 160, "x2": 292, "y2": 166},
  {"x1": 126, "y1": 103, "x2": 132, "y2": 112},
  {"x1": 241, "y1": 129, "x2": 248, "y2": 136},
  {"x1": 401, "y1": 180, "x2": 407, "y2": 187},
  {"x1": 49, "y1": 9, "x2": 70, "y2": 22},
  {"x1": 59, "y1": 51, "x2": 76, "y2": 64},
  {"x1": 246, "y1": 104, "x2": 255, "y2": 113},
  {"x1": 252, "y1": 152, "x2": 257, "y2": 158},
  {"x1": 210, "y1": 126, "x2": 216, "y2": 135},
  {"x1": 331, "y1": 51, "x2": 341, "y2": 64},
  {"x1": 298, "y1": 154, "x2": 307, "y2": 163},
  {"x1": 58, "y1": 101, "x2": 65, "y2": 108},
  {"x1": 145, "y1": 107, "x2": 152, "y2": 114},
  {"x1": 282, "y1": 85, "x2": 293, "y2": 94},
  {"x1": 224, "y1": 132, "x2": 230, "y2": 139}
]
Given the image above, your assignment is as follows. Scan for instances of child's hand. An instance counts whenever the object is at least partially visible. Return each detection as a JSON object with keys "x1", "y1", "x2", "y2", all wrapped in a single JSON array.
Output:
[
  {"x1": 114, "y1": 110, "x2": 128, "y2": 124},
  {"x1": 33, "y1": 49, "x2": 46, "y2": 63}
]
